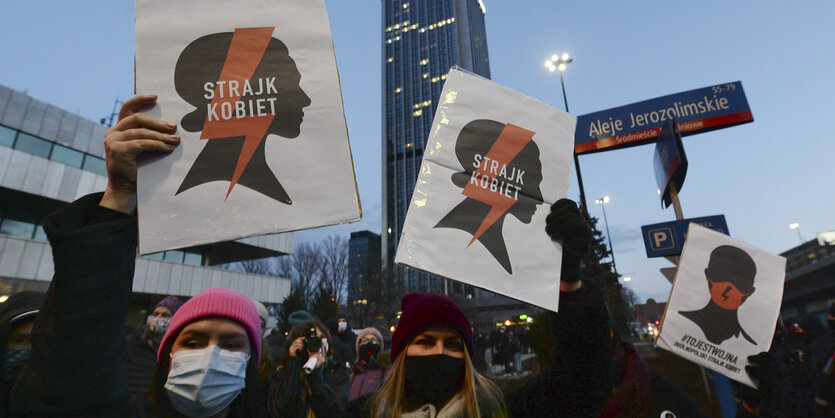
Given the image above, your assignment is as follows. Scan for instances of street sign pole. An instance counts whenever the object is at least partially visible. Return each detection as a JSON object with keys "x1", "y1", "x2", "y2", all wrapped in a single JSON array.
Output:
[{"x1": 669, "y1": 181, "x2": 684, "y2": 221}]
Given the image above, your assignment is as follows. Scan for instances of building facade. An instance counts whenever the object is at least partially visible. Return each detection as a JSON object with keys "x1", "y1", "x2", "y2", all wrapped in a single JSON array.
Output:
[
  {"x1": 382, "y1": 0, "x2": 490, "y2": 292},
  {"x1": 0, "y1": 84, "x2": 293, "y2": 324},
  {"x1": 347, "y1": 230, "x2": 382, "y2": 306},
  {"x1": 779, "y1": 235, "x2": 835, "y2": 320}
]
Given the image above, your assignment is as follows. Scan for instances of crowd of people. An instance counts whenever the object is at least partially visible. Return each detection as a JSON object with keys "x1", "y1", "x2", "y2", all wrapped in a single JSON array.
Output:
[{"x1": 0, "y1": 94, "x2": 831, "y2": 417}]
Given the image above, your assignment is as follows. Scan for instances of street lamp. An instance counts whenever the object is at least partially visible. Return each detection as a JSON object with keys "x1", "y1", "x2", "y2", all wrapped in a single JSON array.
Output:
[
  {"x1": 789, "y1": 223, "x2": 805, "y2": 245},
  {"x1": 623, "y1": 276, "x2": 632, "y2": 282},
  {"x1": 595, "y1": 196, "x2": 617, "y2": 273},
  {"x1": 545, "y1": 52, "x2": 588, "y2": 212}
]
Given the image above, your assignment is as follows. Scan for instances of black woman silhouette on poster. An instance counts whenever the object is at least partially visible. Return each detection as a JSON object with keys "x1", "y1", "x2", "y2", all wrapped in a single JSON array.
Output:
[
  {"x1": 174, "y1": 27, "x2": 311, "y2": 204},
  {"x1": 679, "y1": 245, "x2": 757, "y2": 345},
  {"x1": 434, "y1": 119, "x2": 544, "y2": 274}
]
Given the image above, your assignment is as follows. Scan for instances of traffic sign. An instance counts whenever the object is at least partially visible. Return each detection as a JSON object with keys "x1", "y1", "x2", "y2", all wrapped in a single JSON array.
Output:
[
  {"x1": 641, "y1": 215, "x2": 729, "y2": 258},
  {"x1": 575, "y1": 81, "x2": 753, "y2": 154},
  {"x1": 654, "y1": 118, "x2": 687, "y2": 208}
]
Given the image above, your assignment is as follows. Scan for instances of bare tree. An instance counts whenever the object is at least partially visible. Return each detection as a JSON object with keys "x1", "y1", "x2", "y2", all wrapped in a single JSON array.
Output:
[
  {"x1": 318, "y1": 235, "x2": 349, "y2": 304},
  {"x1": 274, "y1": 255, "x2": 294, "y2": 279},
  {"x1": 219, "y1": 257, "x2": 281, "y2": 276},
  {"x1": 291, "y1": 242, "x2": 322, "y2": 303}
]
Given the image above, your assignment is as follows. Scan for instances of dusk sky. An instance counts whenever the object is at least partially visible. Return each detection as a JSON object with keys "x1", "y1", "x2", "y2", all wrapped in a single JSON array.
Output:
[{"x1": 2, "y1": 1, "x2": 832, "y2": 302}]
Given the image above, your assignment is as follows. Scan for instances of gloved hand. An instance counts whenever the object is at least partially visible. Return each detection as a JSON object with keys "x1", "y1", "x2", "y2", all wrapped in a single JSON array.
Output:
[
  {"x1": 545, "y1": 199, "x2": 591, "y2": 283},
  {"x1": 738, "y1": 351, "x2": 781, "y2": 412}
]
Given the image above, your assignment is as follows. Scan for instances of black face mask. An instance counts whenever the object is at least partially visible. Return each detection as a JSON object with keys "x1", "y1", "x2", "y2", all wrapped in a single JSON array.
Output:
[
  {"x1": 404, "y1": 354, "x2": 465, "y2": 409},
  {"x1": 359, "y1": 342, "x2": 381, "y2": 361}
]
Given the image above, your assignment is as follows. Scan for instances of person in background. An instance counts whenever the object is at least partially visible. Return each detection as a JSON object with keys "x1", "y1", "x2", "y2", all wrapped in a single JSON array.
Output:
[
  {"x1": 599, "y1": 328, "x2": 705, "y2": 417},
  {"x1": 125, "y1": 295, "x2": 183, "y2": 404},
  {"x1": 267, "y1": 319, "x2": 349, "y2": 417},
  {"x1": 0, "y1": 291, "x2": 44, "y2": 417},
  {"x1": 336, "y1": 313, "x2": 358, "y2": 365},
  {"x1": 814, "y1": 303, "x2": 835, "y2": 415},
  {"x1": 493, "y1": 325, "x2": 510, "y2": 376},
  {"x1": 254, "y1": 300, "x2": 269, "y2": 337},
  {"x1": 10, "y1": 95, "x2": 266, "y2": 417},
  {"x1": 349, "y1": 327, "x2": 389, "y2": 402},
  {"x1": 508, "y1": 329, "x2": 522, "y2": 376}
]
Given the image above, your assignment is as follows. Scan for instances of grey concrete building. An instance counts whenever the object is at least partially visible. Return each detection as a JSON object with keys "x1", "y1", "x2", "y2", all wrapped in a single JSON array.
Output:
[{"x1": 0, "y1": 84, "x2": 292, "y2": 322}]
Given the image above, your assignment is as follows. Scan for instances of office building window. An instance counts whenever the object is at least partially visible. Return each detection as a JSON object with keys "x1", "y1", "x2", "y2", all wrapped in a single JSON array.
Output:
[
  {"x1": 0, "y1": 126, "x2": 15, "y2": 147},
  {"x1": 0, "y1": 124, "x2": 110, "y2": 177},
  {"x1": 51, "y1": 144, "x2": 84, "y2": 168},
  {"x1": 14, "y1": 133, "x2": 51, "y2": 158},
  {"x1": 82, "y1": 156, "x2": 107, "y2": 176},
  {"x1": 0, "y1": 207, "x2": 37, "y2": 239},
  {"x1": 184, "y1": 251, "x2": 203, "y2": 266},
  {"x1": 163, "y1": 250, "x2": 185, "y2": 263}
]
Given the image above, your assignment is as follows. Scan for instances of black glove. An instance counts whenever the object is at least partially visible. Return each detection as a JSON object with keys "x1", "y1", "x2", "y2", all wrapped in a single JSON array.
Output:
[
  {"x1": 738, "y1": 351, "x2": 781, "y2": 412},
  {"x1": 545, "y1": 199, "x2": 591, "y2": 283}
]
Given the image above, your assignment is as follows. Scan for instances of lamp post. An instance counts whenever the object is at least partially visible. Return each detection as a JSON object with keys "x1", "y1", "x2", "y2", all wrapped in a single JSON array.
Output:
[
  {"x1": 595, "y1": 196, "x2": 617, "y2": 273},
  {"x1": 545, "y1": 52, "x2": 588, "y2": 212},
  {"x1": 789, "y1": 223, "x2": 805, "y2": 245}
]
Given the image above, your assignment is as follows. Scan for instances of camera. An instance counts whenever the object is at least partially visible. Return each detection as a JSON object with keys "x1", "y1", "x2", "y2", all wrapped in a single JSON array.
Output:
[{"x1": 303, "y1": 327, "x2": 322, "y2": 353}]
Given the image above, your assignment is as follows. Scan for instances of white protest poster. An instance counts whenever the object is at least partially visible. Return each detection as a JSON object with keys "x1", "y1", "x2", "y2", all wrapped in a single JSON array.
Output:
[
  {"x1": 655, "y1": 224, "x2": 786, "y2": 387},
  {"x1": 134, "y1": 0, "x2": 360, "y2": 254},
  {"x1": 395, "y1": 68, "x2": 576, "y2": 311}
]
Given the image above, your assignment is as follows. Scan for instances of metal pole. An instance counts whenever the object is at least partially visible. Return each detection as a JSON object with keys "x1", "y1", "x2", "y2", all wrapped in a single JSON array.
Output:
[
  {"x1": 559, "y1": 70, "x2": 589, "y2": 212},
  {"x1": 794, "y1": 229, "x2": 805, "y2": 245},
  {"x1": 669, "y1": 181, "x2": 684, "y2": 220},
  {"x1": 600, "y1": 202, "x2": 616, "y2": 273}
]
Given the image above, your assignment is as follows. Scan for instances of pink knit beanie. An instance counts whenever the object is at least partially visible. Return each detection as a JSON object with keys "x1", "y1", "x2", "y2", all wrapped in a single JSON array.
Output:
[{"x1": 157, "y1": 288, "x2": 262, "y2": 361}]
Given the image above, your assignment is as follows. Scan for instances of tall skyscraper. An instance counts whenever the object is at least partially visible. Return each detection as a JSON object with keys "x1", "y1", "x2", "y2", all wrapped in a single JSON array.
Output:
[
  {"x1": 382, "y1": 0, "x2": 490, "y2": 292},
  {"x1": 347, "y1": 230, "x2": 381, "y2": 305}
]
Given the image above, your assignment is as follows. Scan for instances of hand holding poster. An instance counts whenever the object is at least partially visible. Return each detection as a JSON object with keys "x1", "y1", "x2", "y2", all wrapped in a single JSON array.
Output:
[
  {"x1": 395, "y1": 68, "x2": 576, "y2": 311},
  {"x1": 655, "y1": 224, "x2": 787, "y2": 387},
  {"x1": 135, "y1": 0, "x2": 360, "y2": 254}
]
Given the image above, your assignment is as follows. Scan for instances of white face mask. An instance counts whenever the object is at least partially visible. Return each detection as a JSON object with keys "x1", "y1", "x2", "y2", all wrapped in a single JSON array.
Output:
[
  {"x1": 337, "y1": 322, "x2": 348, "y2": 333},
  {"x1": 164, "y1": 345, "x2": 250, "y2": 418}
]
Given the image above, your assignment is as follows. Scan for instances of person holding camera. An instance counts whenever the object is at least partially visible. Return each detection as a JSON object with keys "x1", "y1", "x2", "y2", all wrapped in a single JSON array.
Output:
[{"x1": 267, "y1": 319, "x2": 349, "y2": 417}]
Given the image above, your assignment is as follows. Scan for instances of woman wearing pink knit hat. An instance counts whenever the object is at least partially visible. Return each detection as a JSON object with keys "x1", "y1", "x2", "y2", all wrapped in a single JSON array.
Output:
[
  {"x1": 11, "y1": 96, "x2": 266, "y2": 417},
  {"x1": 152, "y1": 287, "x2": 265, "y2": 417}
]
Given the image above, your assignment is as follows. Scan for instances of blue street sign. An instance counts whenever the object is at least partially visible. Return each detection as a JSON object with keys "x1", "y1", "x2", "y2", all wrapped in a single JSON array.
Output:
[
  {"x1": 641, "y1": 215, "x2": 729, "y2": 258},
  {"x1": 575, "y1": 81, "x2": 753, "y2": 155},
  {"x1": 654, "y1": 118, "x2": 687, "y2": 208}
]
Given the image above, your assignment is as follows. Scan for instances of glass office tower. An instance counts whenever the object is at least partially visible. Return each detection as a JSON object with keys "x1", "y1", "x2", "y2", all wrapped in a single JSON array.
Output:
[{"x1": 382, "y1": 0, "x2": 490, "y2": 292}]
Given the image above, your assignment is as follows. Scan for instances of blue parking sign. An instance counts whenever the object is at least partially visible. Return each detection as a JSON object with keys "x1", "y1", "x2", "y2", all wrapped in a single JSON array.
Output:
[{"x1": 641, "y1": 215, "x2": 729, "y2": 258}]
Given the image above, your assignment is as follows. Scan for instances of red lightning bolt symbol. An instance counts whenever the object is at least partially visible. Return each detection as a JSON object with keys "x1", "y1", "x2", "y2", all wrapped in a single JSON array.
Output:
[
  {"x1": 461, "y1": 124, "x2": 535, "y2": 247},
  {"x1": 201, "y1": 27, "x2": 275, "y2": 200}
]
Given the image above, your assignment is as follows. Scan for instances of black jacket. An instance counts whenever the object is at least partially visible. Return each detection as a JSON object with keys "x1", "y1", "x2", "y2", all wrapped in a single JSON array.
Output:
[
  {"x1": 267, "y1": 355, "x2": 350, "y2": 417},
  {"x1": 11, "y1": 192, "x2": 138, "y2": 417},
  {"x1": 125, "y1": 327, "x2": 159, "y2": 404}
]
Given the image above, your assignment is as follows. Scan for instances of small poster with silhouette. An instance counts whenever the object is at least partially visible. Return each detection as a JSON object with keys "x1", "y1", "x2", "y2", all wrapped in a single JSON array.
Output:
[
  {"x1": 134, "y1": 0, "x2": 360, "y2": 254},
  {"x1": 655, "y1": 224, "x2": 786, "y2": 387},
  {"x1": 394, "y1": 68, "x2": 576, "y2": 311}
]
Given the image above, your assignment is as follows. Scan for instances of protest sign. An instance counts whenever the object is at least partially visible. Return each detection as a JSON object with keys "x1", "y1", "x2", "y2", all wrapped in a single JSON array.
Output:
[
  {"x1": 395, "y1": 68, "x2": 576, "y2": 311},
  {"x1": 135, "y1": 0, "x2": 360, "y2": 254},
  {"x1": 656, "y1": 224, "x2": 786, "y2": 387}
]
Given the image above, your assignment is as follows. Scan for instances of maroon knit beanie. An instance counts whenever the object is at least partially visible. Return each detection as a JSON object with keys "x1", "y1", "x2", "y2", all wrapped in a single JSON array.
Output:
[
  {"x1": 390, "y1": 293, "x2": 472, "y2": 361},
  {"x1": 158, "y1": 288, "x2": 262, "y2": 361},
  {"x1": 155, "y1": 295, "x2": 184, "y2": 315}
]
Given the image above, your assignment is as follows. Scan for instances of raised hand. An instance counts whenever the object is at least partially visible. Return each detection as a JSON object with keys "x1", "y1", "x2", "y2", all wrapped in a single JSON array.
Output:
[
  {"x1": 99, "y1": 95, "x2": 180, "y2": 214},
  {"x1": 545, "y1": 199, "x2": 591, "y2": 289}
]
